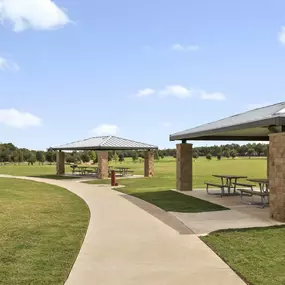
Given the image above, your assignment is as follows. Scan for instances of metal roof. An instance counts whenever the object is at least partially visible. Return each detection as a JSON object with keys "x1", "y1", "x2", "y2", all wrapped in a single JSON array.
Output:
[
  {"x1": 51, "y1": 136, "x2": 158, "y2": 151},
  {"x1": 170, "y1": 102, "x2": 285, "y2": 141}
]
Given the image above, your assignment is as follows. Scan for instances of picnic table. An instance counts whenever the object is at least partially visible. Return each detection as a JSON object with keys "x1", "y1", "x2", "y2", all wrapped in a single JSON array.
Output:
[
  {"x1": 247, "y1": 178, "x2": 269, "y2": 193},
  {"x1": 71, "y1": 165, "x2": 98, "y2": 176},
  {"x1": 213, "y1": 175, "x2": 248, "y2": 195},
  {"x1": 206, "y1": 175, "x2": 247, "y2": 196},
  {"x1": 114, "y1": 167, "x2": 134, "y2": 177},
  {"x1": 235, "y1": 178, "x2": 269, "y2": 208}
]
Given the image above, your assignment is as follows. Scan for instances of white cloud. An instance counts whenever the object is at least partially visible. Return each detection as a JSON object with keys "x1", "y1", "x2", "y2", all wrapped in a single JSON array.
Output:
[
  {"x1": 159, "y1": 85, "x2": 192, "y2": 98},
  {"x1": 136, "y1": 85, "x2": 226, "y2": 101},
  {"x1": 0, "y1": 0, "x2": 70, "y2": 32},
  {"x1": 171, "y1": 44, "x2": 200, "y2": 52},
  {"x1": 91, "y1": 124, "x2": 119, "y2": 136},
  {"x1": 0, "y1": 109, "x2": 42, "y2": 128},
  {"x1": 278, "y1": 27, "x2": 285, "y2": 45},
  {"x1": 200, "y1": 91, "x2": 226, "y2": 101},
  {"x1": 135, "y1": 88, "x2": 155, "y2": 97},
  {"x1": 0, "y1": 56, "x2": 19, "y2": 71}
]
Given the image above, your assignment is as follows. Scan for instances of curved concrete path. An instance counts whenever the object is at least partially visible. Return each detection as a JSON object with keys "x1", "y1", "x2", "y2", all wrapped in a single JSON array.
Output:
[{"x1": 0, "y1": 175, "x2": 245, "y2": 285}]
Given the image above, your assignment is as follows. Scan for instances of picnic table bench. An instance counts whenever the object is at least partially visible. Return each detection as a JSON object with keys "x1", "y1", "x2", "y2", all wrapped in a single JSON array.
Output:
[
  {"x1": 206, "y1": 175, "x2": 247, "y2": 197},
  {"x1": 236, "y1": 178, "x2": 269, "y2": 208},
  {"x1": 115, "y1": 167, "x2": 134, "y2": 177}
]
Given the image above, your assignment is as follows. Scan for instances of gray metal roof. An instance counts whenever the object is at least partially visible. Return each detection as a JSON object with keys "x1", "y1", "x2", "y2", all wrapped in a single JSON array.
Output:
[
  {"x1": 170, "y1": 102, "x2": 285, "y2": 141},
  {"x1": 51, "y1": 136, "x2": 158, "y2": 151}
]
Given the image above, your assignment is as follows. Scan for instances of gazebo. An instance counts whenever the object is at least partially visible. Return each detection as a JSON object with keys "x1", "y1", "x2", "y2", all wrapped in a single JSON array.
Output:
[
  {"x1": 170, "y1": 102, "x2": 285, "y2": 222},
  {"x1": 50, "y1": 136, "x2": 158, "y2": 179}
]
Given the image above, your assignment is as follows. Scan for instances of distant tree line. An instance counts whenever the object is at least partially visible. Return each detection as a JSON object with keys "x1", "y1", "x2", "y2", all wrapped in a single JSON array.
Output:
[{"x1": 0, "y1": 142, "x2": 268, "y2": 165}]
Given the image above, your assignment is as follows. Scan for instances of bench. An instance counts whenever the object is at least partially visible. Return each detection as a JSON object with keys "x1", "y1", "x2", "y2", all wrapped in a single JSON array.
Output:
[
  {"x1": 205, "y1": 183, "x2": 226, "y2": 196},
  {"x1": 236, "y1": 188, "x2": 269, "y2": 208},
  {"x1": 234, "y1": 182, "x2": 255, "y2": 189}
]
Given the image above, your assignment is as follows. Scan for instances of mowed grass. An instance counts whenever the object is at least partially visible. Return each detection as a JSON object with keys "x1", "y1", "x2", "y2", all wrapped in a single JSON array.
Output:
[
  {"x1": 0, "y1": 178, "x2": 90, "y2": 285},
  {"x1": 86, "y1": 157, "x2": 266, "y2": 212},
  {"x1": 201, "y1": 226, "x2": 285, "y2": 285},
  {"x1": 0, "y1": 156, "x2": 267, "y2": 186}
]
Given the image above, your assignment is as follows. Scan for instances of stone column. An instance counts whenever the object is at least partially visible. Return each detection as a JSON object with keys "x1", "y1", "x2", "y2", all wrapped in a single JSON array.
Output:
[
  {"x1": 176, "y1": 143, "x2": 193, "y2": 191},
  {"x1": 269, "y1": 133, "x2": 285, "y2": 222},
  {"x1": 98, "y1": 151, "x2": 109, "y2": 179},
  {"x1": 267, "y1": 144, "x2": 270, "y2": 178},
  {"x1": 144, "y1": 151, "x2": 154, "y2": 177},
  {"x1": 56, "y1": 151, "x2": 65, "y2": 175}
]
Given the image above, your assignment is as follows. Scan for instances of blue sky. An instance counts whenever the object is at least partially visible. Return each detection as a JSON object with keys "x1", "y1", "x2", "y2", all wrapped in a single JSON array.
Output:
[{"x1": 1, "y1": 0, "x2": 285, "y2": 150}]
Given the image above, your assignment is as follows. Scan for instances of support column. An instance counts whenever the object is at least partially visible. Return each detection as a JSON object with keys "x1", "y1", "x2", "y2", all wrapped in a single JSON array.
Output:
[
  {"x1": 98, "y1": 151, "x2": 109, "y2": 179},
  {"x1": 144, "y1": 151, "x2": 154, "y2": 177},
  {"x1": 56, "y1": 151, "x2": 65, "y2": 175},
  {"x1": 269, "y1": 133, "x2": 285, "y2": 222},
  {"x1": 176, "y1": 143, "x2": 193, "y2": 191},
  {"x1": 267, "y1": 144, "x2": 270, "y2": 178}
]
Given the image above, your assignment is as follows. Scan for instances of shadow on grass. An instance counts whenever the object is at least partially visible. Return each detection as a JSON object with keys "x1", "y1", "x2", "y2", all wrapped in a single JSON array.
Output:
[
  {"x1": 129, "y1": 190, "x2": 229, "y2": 213},
  {"x1": 29, "y1": 175, "x2": 80, "y2": 180}
]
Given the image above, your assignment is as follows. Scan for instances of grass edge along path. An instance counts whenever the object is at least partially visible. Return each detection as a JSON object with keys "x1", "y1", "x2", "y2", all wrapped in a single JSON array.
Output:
[
  {"x1": 85, "y1": 177, "x2": 228, "y2": 213},
  {"x1": 201, "y1": 226, "x2": 285, "y2": 285},
  {"x1": 0, "y1": 178, "x2": 90, "y2": 285}
]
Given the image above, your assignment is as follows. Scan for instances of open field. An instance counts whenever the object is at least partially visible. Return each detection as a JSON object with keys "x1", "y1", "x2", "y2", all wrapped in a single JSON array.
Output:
[
  {"x1": 0, "y1": 157, "x2": 267, "y2": 187},
  {"x1": 201, "y1": 226, "x2": 285, "y2": 285},
  {"x1": 0, "y1": 178, "x2": 90, "y2": 285}
]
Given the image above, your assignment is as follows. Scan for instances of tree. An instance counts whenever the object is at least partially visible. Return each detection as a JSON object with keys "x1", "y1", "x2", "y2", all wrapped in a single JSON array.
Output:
[
  {"x1": 81, "y1": 152, "x2": 90, "y2": 163},
  {"x1": 193, "y1": 152, "x2": 199, "y2": 160},
  {"x1": 88, "y1": 151, "x2": 97, "y2": 162},
  {"x1": 154, "y1": 151, "x2": 160, "y2": 160},
  {"x1": 159, "y1": 151, "x2": 165, "y2": 159},
  {"x1": 113, "y1": 153, "x2": 119, "y2": 163},
  {"x1": 206, "y1": 153, "x2": 212, "y2": 160},
  {"x1": 36, "y1": 151, "x2": 45, "y2": 165},
  {"x1": 10, "y1": 150, "x2": 19, "y2": 165},
  {"x1": 18, "y1": 150, "x2": 24, "y2": 164},
  {"x1": 46, "y1": 151, "x2": 54, "y2": 164},
  {"x1": 118, "y1": 153, "x2": 124, "y2": 163},
  {"x1": 247, "y1": 148, "x2": 255, "y2": 159},
  {"x1": 0, "y1": 149, "x2": 9, "y2": 163},
  {"x1": 132, "y1": 152, "x2": 138, "y2": 162},
  {"x1": 230, "y1": 149, "x2": 237, "y2": 159},
  {"x1": 108, "y1": 152, "x2": 113, "y2": 162},
  {"x1": 28, "y1": 153, "x2": 37, "y2": 165},
  {"x1": 66, "y1": 153, "x2": 76, "y2": 164},
  {"x1": 223, "y1": 150, "x2": 230, "y2": 159},
  {"x1": 217, "y1": 153, "x2": 222, "y2": 160}
]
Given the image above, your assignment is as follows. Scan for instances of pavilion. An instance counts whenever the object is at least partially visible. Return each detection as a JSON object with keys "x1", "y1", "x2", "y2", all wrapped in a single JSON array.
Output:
[
  {"x1": 51, "y1": 136, "x2": 158, "y2": 179},
  {"x1": 170, "y1": 102, "x2": 285, "y2": 222}
]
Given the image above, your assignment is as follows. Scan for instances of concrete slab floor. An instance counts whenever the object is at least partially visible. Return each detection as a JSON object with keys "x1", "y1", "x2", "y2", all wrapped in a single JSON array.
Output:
[{"x1": 171, "y1": 189, "x2": 284, "y2": 235}]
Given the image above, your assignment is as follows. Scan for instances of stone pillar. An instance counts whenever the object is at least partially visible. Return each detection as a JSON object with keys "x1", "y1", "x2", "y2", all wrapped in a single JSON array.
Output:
[
  {"x1": 269, "y1": 133, "x2": 285, "y2": 222},
  {"x1": 98, "y1": 151, "x2": 109, "y2": 179},
  {"x1": 176, "y1": 143, "x2": 193, "y2": 191},
  {"x1": 267, "y1": 144, "x2": 270, "y2": 178},
  {"x1": 56, "y1": 151, "x2": 65, "y2": 175},
  {"x1": 144, "y1": 151, "x2": 154, "y2": 177}
]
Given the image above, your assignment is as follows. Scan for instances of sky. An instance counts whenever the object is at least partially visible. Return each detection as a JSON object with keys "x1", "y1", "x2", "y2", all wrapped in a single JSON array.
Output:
[{"x1": 1, "y1": 0, "x2": 285, "y2": 150}]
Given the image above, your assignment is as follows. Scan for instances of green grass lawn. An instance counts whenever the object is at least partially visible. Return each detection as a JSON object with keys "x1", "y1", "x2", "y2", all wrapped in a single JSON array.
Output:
[
  {"x1": 0, "y1": 178, "x2": 90, "y2": 285},
  {"x1": 0, "y1": 156, "x2": 267, "y2": 185},
  {"x1": 85, "y1": 156, "x2": 266, "y2": 213},
  {"x1": 201, "y1": 226, "x2": 285, "y2": 285}
]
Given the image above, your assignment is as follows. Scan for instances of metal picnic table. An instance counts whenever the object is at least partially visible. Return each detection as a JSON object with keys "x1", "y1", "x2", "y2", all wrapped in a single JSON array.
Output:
[
  {"x1": 212, "y1": 174, "x2": 248, "y2": 195},
  {"x1": 247, "y1": 178, "x2": 269, "y2": 193},
  {"x1": 115, "y1": 167, "x2": 131, "y2": 177},
  {"x1": 235, "y1": 178, "x2": 270, "y2": 208}
]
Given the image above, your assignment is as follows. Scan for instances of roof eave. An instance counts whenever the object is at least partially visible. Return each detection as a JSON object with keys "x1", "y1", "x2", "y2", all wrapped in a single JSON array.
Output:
[
  {"x1": 170, "y1": 116, "x2": 285, "y2": 141},
  {"x1": 50, "y1": 146, "x2": 158, "y2": 151}
]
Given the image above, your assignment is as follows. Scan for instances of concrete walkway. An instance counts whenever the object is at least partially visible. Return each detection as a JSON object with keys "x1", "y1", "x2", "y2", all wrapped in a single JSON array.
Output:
[{"x1": 0, "y1": 175, "x2": 245, "y2": 285}]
